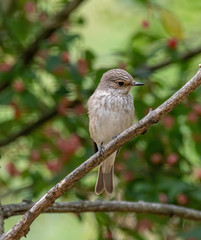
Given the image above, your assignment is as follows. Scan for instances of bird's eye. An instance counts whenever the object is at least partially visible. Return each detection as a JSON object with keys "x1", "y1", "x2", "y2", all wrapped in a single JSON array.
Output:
[{"x1": 118, "y1": 82, "x2": 124, "y2": 86}]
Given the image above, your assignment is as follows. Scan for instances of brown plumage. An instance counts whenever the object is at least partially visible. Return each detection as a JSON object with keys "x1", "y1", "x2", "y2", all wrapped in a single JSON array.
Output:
[{"x1": 88, "y1": 69, "x2": 143, "y2": 194}]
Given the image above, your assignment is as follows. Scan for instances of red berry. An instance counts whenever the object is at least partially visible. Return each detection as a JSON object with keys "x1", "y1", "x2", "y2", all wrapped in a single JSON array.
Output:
[
  {"x1": 114, "y1": 163, "x2": 125, "y2": 172},
  {"x1": 162, "y1": 115, "x2": 174, "y2": 129},
  {"x1": 151, "y1": 153, "x2": 162, "y2": 164},
  {"x1": 104, "y1": 229, "x2": 113, "y2": 240},
  {"x1": 46, "y1": 160, "x2": 61, "y2": 173},
  {"x1": 136, "y1": 219, "x2": 152, "y2": 232},
  {"x1": 6, "y1": 162, "x2": 20, "y2": 177},
  {"x1": 142, "y1": 20, "x2": 149, "y2": 28},
  {"x1": 158, "y1": 193, "x2": 168, "y2": 203},
  {"x1": 176, "y1": 194, "x2": 188, "y2": 205},
  {"x1": 122, "y1": 171, "x2": 134, "y2": 182},
  {"x1": 24, "y1": 1, "x2": 36, "y2": 13},
  {"x1": 193, "y1": 133, "x2": 201, "y2": 143},
  {"x1": 10, "y1": 102, "x2": 21, "y2": 119},
  {"x1": 167, "y1": 37, "x2": 178, "y2": 49},
  {"x1": 57, "y1": 97, "x2": 70, "y2": 115},
  {"x1": 197, "y1": 169, "x2": 201, "y2": 181},
  {"x1": 52, "y1": 65, "x2": 65, "y2": 76},
  {"x1": 48, "y1": 34, "x2": 59, "y2": 44},
  {"x1": 122, "y1": 150, "x2": 131, "y2": 160},
  {"x1": 77, "y1": 59, "x2": 88, "y2": 76},
  {"x1": 166, "y1": 153, "x2": 179, "y2": 166},
  {"x1": 61, "y1": 51, "x2": 70, "y2": 63},
  {"x1": 0, "y1": 62, "x2": 12, "y2": 72},
  {"x1": 37, "y1": 49, "x2": 49, "y2": 59},
  {"x1": 39, "y1": 11, "x2": 48, "y2": 22},
  {"x1": 30, "y1": 150, "x2": 40, "y2": 162},
  {"x1": 56, "y1": 134, "x2": 81, "y2": 155},
  {"x1": 74, "y1": 104, "x2": 85, "y2": 115},
  {"x1": 187, "y1": 111, "x2": 198, "y2": 123},
  {"x1": 13, "y1": 80, "x2": 25, "y2": 93},
  {"x1": 63, "y1": 21, "x2": 71, "y2": 30},
  {"x1": 193, "y1": 103, "x2": 201, "y2": 115}
]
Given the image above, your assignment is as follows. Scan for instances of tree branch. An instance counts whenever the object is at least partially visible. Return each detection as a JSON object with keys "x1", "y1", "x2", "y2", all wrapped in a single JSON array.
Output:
[
  {"x1": 0, "y1": 0, "x2": 85, "y2": 92},
  {"x1": 2, "y1": 200, "x2": 201, "y2": 221},
  {"x1": 0, "y1": 108, "x2": 57, "y2": 147},
  {"x1": 0, "y1": 100, "x2": 79, "y2": 147},
  {"x1": 0, "y1": 203, "x2": 4, "y2": 236},
  {"x1": 1, "y1": 65, "x2": 201, "y2": 240},
  {"x1": 135, "y1": 45, "x2": 201, "y2": 76},
  {"x1": 21, "y1": 0, "x2": 85, "y2": 66},
  {"x1": 2, "y1": 45, "x2": 201, "y2": 147}
]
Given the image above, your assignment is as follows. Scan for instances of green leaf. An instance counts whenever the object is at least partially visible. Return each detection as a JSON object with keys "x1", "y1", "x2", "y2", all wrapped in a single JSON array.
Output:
[
  {"x1": 159, "y1": 9, "x2": 184, "y2": 39},
  {"x1": 46, "y1": 56, "x2": 61, "y2": 71},
  {"x1": 21, "y1": 91, "x2": 39, "y2": 109},
  {"x1": 0, "y1": 90, "x2": 14, "y2": 104},
  {"x1": 119, "y1": 225, "x2": 146, "y2": 240},
  {"x1": 180, "y1": 227, "x2": 201, "y2": 239},
  {"x1": 95, "y1": 212, "x2": 111, "y2": 226}
]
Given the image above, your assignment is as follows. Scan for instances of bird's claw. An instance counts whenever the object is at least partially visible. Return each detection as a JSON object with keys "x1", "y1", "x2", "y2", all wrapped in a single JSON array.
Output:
[
  {"x1": 112, "y1": 135, "x2": 118, "y2": 140},
  {"x1": 141, "y1": 130, "x2": 147, "y2": 135},
  {"x1": 99, "y1": 142, "x2": 104, "y2": 156}
]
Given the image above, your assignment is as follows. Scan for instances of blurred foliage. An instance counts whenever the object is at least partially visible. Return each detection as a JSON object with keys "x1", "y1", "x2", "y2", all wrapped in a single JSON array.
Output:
[{"x1": 1, "y1": 0, "x2": 201, "y2": 239}]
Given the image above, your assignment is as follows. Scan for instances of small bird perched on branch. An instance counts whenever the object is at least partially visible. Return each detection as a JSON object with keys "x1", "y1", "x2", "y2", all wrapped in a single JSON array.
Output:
[{"x1": 88, "y1": 69, "x2": 144, "y2": 195}]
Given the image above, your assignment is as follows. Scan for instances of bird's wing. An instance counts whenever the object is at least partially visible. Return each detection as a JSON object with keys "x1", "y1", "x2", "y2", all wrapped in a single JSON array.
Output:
[
  {"x1": 116, "y1": 148, "x2": 120, "y2": 157},
  {"x1": 91, "y1": 138, "x2": 120, "y2": 156},
  {"x1": 91, "y1": 138, "x2": 98, "y2": 153}
]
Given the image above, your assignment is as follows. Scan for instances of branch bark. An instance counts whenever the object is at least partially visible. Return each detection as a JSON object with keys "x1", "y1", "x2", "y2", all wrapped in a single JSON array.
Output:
[
  {"x1": 1, "y1": 65, "x2": 201, "y2": 240},
  {"x1": 2, "y1": 200, "x2": 201, "y2": 221},
  {"x1": 0, "y1": 0, "x2": 85, "y2": 92}
]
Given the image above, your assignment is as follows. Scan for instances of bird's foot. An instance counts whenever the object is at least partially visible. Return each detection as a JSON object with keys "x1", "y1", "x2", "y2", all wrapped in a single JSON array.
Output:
[
  {"x1": 112, "y1": 135, "x2": 119, "y2": 140},
  {"x1": 99, "y1": 142, "x2": 104, "y2": 156}
]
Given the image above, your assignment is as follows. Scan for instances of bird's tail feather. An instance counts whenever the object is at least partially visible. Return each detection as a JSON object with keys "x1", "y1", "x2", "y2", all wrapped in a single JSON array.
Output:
[
  {"x1": 95, "y1": 165, "x2": 104, "y2": 195},
  {"x1": 95, "y1": 165, "x2": 114, "y2": 195},
  {"x1": 103, "y1": 165, "x2": 114, "y2": 194}
]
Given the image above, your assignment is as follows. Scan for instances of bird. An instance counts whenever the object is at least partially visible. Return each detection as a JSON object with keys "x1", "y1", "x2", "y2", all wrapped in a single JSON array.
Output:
[{"x1": 88, "y1": 69, "x2": 144, "y2": 195}]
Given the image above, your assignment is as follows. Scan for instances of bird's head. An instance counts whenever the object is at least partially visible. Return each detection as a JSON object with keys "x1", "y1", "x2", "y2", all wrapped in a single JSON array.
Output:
[{"x1": 98, "y1": 69, "x2": 144, "y2": 94}]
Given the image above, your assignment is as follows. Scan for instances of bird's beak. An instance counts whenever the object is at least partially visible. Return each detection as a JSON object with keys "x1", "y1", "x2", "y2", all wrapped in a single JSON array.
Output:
[{"x1": 132, "y1": 81, "x2": 144, "y2": 86}]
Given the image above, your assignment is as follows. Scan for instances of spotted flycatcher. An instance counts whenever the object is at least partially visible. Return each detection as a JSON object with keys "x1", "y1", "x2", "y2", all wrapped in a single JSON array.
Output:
[{"x1": 88, "y1": 69, "x2": 143, "y2": 195}]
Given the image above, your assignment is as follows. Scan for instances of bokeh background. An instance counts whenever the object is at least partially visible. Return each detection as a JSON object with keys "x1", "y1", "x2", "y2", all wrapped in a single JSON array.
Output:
[{"x1": 1, "y1": 0, "x2": 201, "y2": 239}]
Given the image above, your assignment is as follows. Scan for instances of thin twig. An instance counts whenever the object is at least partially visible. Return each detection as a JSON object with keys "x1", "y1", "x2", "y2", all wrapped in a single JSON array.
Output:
[
  {"x1": 0, "y1": 100, "x2": 79, "y2": 147},
  {"x1": 0, "y1": 108, "x2": 57, "y2": 147},
  {"x1": 0, "y1": 202, "x2": 4, "y2": 236},
  {"x1": 2, "y1": 47, "x2": 201, "y2": 147},
  {"x1": 0, "y1": 0, "x2": 85, "y2": 92},
  {"x1": 2, "y1": 200, "x2": 201, "y2": 221},
  {"x1": 0, "y1": 185, "x2": 32, "y2": 199},
  {"x1": 135, "y1": 45, "x2": 201, "y2": 76},
  {"x1": 21, "y1": 0, "x2": 85, "y2": 65},
  {"x1": 1, "y1": 65, "x2": 201, "y2": 240}
]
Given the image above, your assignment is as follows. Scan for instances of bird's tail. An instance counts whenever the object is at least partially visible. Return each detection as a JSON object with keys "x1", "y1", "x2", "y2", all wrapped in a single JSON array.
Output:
[{"x1": 95, "y1": 153, "x2": 115, "y2": 195}]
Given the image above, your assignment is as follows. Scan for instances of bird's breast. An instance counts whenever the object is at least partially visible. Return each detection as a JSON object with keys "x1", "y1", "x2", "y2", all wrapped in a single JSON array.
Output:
[{"x1": 88, "y1": 91, "x2": 134, "y2": 145}]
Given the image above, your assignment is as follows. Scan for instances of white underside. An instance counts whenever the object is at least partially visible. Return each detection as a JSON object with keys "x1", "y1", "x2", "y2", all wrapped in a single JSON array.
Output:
[{"x1": 88, "y1": 90, "x2": 134, "y2": 173}]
